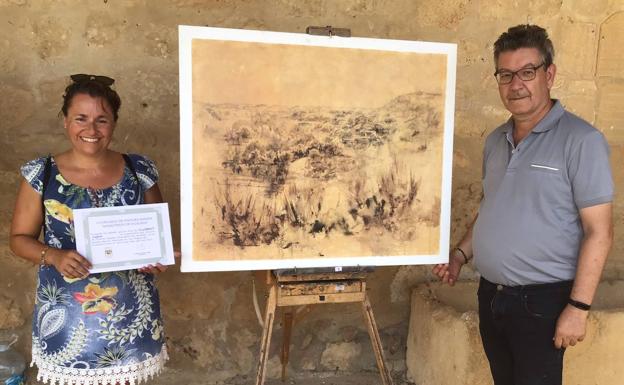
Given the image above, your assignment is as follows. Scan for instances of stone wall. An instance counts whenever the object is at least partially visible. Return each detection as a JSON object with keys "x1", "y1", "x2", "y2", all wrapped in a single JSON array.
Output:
[
  {"x1": 407, "y1": 281, "x2": 624, "y2": 385},
  {"x1": 0, "y1": 1, "x2": 622, "y2": 384}
]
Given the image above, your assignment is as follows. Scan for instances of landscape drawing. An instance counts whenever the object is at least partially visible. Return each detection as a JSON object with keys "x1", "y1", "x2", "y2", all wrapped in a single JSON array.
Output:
[{"x1": 179, "y1": 26, "x2": 456, "y2": 271}]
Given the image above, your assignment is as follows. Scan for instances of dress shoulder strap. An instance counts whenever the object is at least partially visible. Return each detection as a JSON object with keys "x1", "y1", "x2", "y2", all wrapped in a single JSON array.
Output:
[
  {"x1": 122, "y1": 153, "x2": 139, "y2": 184},
  {"x1": 41, "y1": 155, "x2": 52, "y2": 208}
]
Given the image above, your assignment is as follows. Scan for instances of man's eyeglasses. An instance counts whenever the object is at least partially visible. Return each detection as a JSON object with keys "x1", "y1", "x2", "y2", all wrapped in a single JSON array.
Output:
[
  {"x1": 70, "y1": 74, "x2": 115, "y2": 86},
  {"x1": 494, "y1": 63, "x2": 545, "y2": 85}
]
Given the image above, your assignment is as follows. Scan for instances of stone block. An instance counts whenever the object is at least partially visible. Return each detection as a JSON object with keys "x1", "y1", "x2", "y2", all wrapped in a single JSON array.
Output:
[
  {"x1": 597, "y1": 12, "x2": 624, "y2": 78},
  {"x1": 0, "y1": 294, "x2": 23, "y2": 329},
  {"x1": 31, "y1": 16, "x2": 70, "y2": 59},
  {"x1": 407, "y1": 281, "x2": 624, "y2": 385},
  {"x1": 477, "y1": 0, "x2": 560, "y2": 21},
  {"x1": 0, "y1": 39, "x2": 15, "y2": 72},
  {"x1": 406, "y1": 282, "x2": 490, "y2": 385},
  {"x1": 0, "y1": 0, "x2": 26, "y2": 7},
  {"x1": 411, "y1": 0, "x2": 471, "y2": 30},
  {"x1": 320, "y1": 342, "x2": 362, "y2": 371},
  {"x1": 565, "y1": 280, "x2": 624, "y2": 384},
  {"x1": 552, "y1": 79, "x2": 597, "y2": 124},
  {"x1": 84, "y1": 12, "x2": 122, "y2": 47},
  {"x1": 596, "y1": 78, "x2": 624, "y2": 143},
  {"x1": 556, "y1": 20, "x2": 597, "y2": 79},
  {"x1": 561, "y1": 0, "x2": 611, "y2": 21},
  {"x1": 0, "y1": 85, "x2": 34, "y2": 130}
]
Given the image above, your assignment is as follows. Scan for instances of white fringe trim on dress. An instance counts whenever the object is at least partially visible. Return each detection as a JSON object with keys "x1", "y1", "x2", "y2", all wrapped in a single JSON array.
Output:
[{"x1": 31, "y1": 345, "x2": 169, "y2": 385}]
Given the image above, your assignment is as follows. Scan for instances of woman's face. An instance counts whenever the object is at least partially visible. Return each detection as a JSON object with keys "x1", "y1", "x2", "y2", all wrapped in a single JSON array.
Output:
[{"x1": 64, "y1": 93, "x2": 115, "y2": 156}]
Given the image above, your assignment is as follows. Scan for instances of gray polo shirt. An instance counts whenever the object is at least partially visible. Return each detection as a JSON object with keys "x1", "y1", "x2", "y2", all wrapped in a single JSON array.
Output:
[{"x1": 473, "y1": 100, "x2": 613, "y2": 286}]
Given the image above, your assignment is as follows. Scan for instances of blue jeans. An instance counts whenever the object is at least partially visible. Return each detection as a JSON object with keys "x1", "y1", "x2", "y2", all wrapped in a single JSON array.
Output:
[{"x1": 478, "y1": 277, "x2": 573, "y2": 385}]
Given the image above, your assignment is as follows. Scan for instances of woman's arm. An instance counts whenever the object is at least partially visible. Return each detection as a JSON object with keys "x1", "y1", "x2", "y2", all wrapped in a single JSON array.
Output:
[
  {"x1": 10, "y1": 179, "x2": 45, "y2": 264},
  {"x1": 143, "y1": 183, "x2": 164, "y2": 204},
  {"x1": 10, "y1": 179, "x2": 91, "y2": 278}
]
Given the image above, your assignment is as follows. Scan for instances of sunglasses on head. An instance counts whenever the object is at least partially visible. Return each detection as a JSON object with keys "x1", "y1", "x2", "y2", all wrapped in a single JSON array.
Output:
[{"x1": 70, "y1": 74, "x2": 115, "y2": 86}]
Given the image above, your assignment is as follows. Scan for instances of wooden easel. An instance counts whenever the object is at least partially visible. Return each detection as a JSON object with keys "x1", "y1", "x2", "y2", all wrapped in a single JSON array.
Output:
[{"x1": 254, "y1": 269, "x2": 394, "y2": 385}]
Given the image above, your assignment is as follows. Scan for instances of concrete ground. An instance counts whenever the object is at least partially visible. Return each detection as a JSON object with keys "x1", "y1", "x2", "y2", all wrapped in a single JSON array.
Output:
[
  {"x1": 154, "y1": 369, "x2": 410, "y2": 385},
  {"x1": 265, "y1": 375, "x2": 409, "y2": 385}
]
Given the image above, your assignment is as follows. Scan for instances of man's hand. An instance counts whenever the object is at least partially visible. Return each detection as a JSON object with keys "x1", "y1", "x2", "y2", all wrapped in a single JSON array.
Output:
[
  {"x1": 138, "y1": 263, "x2": 168, "y2": 275},
  {"x1": 554, "y1": 304, "x2": 588, "y2": 349},
  {"x1": 432, "y1": 250, "x2": 466, "y2": 286},
  {"x1": 137, "y1": 250, "x2": 180, "y2": 275}
]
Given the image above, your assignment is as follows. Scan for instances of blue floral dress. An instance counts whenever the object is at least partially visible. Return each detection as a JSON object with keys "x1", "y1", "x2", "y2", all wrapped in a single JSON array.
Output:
[{"x1": 20, "y1": 154, "x2": 168, "y2": 385}]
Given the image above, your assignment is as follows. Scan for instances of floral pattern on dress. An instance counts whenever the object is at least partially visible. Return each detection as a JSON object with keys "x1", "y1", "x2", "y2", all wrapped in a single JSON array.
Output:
[
  {"x1": 21, "y1": 154, "x2": 167, "y2": 385},
  {"x1": 73, "y1": 284, "x2": 119, "y2": 315}
]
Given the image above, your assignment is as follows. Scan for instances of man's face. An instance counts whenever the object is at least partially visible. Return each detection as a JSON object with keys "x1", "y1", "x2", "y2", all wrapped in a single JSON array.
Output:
[{"x1": 496, "y1": 47, "x2": 555, "y2": 121}]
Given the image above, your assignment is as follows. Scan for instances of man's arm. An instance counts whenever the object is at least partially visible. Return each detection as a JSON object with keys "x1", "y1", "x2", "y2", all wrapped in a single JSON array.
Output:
[
  {"x1": 554, "y1": 202, "x2": 613, "y2": 349},
  {"x1": 432, "y1": 214, "x2": 478, "y2": 286}
]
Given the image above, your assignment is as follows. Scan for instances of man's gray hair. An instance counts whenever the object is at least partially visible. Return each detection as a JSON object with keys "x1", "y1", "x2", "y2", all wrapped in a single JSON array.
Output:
[{"x1": 493, "y1": 24, "x2": 555, "y2": 69}]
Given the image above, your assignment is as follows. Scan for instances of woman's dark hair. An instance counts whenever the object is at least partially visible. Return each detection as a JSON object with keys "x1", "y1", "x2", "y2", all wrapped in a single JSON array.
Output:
[
  {"x1": 493, "y1": 24, "x2": 555, "y2": 70},
  {"x1": 61, "y1": 75, "x2": 122, "y2": 121}
]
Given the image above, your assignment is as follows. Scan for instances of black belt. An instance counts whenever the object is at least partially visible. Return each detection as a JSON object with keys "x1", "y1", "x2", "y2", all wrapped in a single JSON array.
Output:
[{"x1": 480, "y1": 277, "x2": 573, "y2": 294}]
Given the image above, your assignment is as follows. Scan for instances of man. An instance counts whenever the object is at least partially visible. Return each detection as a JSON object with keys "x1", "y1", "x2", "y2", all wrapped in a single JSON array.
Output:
[{"x1": 433, "y1": 24, "x2": 613, "y2": 385}]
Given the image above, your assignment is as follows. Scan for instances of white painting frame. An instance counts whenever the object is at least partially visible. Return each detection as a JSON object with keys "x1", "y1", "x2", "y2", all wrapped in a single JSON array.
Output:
[{"x1": 179, "y1": 25, "x2": 456, "y2": 272}]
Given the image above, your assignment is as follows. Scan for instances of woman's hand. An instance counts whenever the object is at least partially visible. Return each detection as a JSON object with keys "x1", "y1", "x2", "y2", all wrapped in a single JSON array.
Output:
[
  {"x1": 47, "y1": 249, "x2": 92, "y2": 279},
  {"x1": 138, "y1": 263, "x2": 167, "y2": 275}
]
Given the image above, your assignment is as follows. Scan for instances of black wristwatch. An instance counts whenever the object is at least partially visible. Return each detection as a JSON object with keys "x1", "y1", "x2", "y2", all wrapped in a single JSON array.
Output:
[{"x1": 568, "y1": 298, "x2": 591, "y2": 311}]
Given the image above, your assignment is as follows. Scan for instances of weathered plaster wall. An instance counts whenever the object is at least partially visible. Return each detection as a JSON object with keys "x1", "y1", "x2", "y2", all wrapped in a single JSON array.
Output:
[{"x1": 0, "y1": 1, "x2": 622, "y2": 384}]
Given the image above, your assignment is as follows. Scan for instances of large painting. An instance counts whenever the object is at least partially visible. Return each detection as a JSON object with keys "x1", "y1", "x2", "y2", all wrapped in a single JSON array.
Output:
[{"x1": 179, "y1": 26, "x2": 456, "y2": 272}]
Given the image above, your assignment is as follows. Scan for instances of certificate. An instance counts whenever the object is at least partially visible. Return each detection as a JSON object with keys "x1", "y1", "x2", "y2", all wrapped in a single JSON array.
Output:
[{"x1": 74, "y1": 203, "x2": 175, "y2": 273}]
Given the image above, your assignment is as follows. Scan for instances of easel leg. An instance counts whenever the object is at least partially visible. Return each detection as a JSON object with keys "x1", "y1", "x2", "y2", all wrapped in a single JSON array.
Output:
[
  {"x1": 362, "y1": 294, "x2": 394, "y2": 385},
  {"x1": 280, "y1": 308, "x2": 294, "y2": 382},
  {"x1": 256, "y1": 284, "x2": 278, "y2": 385}
]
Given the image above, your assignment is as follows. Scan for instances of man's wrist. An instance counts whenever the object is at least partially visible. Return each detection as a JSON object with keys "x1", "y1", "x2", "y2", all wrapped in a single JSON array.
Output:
[
  {"x1": 568, "y1": 298, "x2": 591, "y2": 311},
  {"x1": 453, "y1": 247, "x2": 471, "y2": 264}
]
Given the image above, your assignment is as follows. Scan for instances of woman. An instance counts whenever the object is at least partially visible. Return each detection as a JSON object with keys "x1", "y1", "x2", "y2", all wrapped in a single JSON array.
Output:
[{"x1": 10, "y1": 74, "x2": 168, "y2": 385}]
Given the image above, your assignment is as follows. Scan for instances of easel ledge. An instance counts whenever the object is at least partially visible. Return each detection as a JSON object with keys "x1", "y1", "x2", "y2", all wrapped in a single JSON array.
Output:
[{"x1": 254, "y1": 268, "x2": 394, "y2": 385}]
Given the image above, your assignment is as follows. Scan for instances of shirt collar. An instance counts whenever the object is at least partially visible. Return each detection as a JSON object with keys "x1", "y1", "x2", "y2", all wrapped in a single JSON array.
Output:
[{"x1": 501, "y1": 99, "x2": 564, "y2": 135}]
